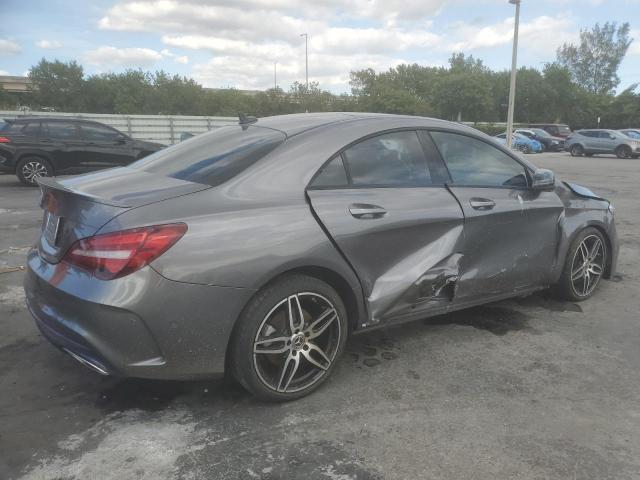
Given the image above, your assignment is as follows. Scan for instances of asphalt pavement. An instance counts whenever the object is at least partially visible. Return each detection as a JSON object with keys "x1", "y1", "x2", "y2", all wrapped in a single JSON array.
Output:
[{"x1": 1, "y1": 152, "x2": 639, "y2": 479}]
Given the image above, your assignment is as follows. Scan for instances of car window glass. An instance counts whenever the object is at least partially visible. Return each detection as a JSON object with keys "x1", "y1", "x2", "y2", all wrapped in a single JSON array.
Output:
[
  {"x1": 131, "y1": 125, "x2": 285, "y2": 187},
  {"x1": 342, "y1": 131, "x2": 431, "y2": 186},
  {"x1": 430, "y1": 131, "x2": 528, "y2": 188},
  {"x1": 0, "y1": 122, "x2": 27, "y2": 133},
  {"x1": 625, "y1": 131, "x2": 640, "y2": 139},
  {"x1": 22, "y1": 122, "x2": 41, "y2": 136},
  {"x1": 45, "y1": 122, "x2": 78, "y2": 140},
  {"x1": 311, "y1": 156, "x2": 348, "y2": 187},
  {"x1": 81, "y1": 124, "x2": 121, "y2": 142}
]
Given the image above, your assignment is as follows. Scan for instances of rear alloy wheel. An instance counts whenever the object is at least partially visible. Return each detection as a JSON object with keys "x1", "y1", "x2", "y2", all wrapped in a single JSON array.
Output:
[
  {"x1": 16, "y1": 157, "x2": 53, "y2": 186},
  {"x1": 615, "y1": 145, "x2": 632, "y2": 159},
  {"x1": 230, "y1": 275, "x2": 347, "y2": 401},
  {"x1": 570, "y1": 144, "x2": 584, "y2": 157},
  {"x1": 555, "y1": 228, "x2": 607, "y2": 301}
]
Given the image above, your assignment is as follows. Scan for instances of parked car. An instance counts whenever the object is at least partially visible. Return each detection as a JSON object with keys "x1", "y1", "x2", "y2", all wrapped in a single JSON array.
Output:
[
  {"x1": 24, "y1": 113, "x2": 618, "y2": 401},
  {"x1": 515, "y1": 128, "x2": 565, "y2": 152},
  {"x1": 526, "y1": 123, "x2": 572, "y2": 139},
  {"x1": 494, "y1": 132, "x2": 543, "y2": 153},
  {"x1": 0, "y1": 117, "x2": 164, "y2": 185},
  {"x1": 619, "y1": 129, "x2": 640, "y2": 140},
  {"x1": 565, "y1": 129, "x2": 640, "y2": 158}
]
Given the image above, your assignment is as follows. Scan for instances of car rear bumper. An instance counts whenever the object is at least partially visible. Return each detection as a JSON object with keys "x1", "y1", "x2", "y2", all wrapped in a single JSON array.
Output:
[{"x1": 24, "y1": 249, "x2": 255, "y2": 379}]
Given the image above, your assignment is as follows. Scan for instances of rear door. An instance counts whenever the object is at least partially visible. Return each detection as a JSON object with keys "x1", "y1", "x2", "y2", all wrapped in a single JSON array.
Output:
[
  {"x1": 429, "y1": 130, "x2": 563, "y2": 300},
  {"x1": 79, "y1": 122, "x2": 134, "y2": 168},
  {"x1": 307, "y1": 130, "x2": 465, "y2": 324},
  {"x1": 41, "y1": 121, "x2": 82, "y2": 173}
]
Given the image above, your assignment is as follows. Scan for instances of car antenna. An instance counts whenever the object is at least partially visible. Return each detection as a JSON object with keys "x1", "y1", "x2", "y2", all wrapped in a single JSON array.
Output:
[{"x1": 238, "y1": 113, "x2": 258, "y2": 125}]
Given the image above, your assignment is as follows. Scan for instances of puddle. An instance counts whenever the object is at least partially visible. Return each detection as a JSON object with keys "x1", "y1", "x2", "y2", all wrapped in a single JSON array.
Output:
[
  {"x1": 426, "y1": 306, "x2": 532, "y2": 336},
  {"x1": 515, "y1": 292, "x2": 583, "y2": 313}
]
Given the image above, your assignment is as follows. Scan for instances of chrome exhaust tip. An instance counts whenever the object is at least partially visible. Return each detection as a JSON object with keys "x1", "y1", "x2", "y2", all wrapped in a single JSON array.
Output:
[{"x1": 63, "y1": 348, "x2": 109, "y2": 376}]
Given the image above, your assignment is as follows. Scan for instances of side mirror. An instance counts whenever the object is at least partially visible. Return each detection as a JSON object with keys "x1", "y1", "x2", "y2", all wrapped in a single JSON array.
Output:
[
  {"x1": 532, "y1": 168, "x2": 555, "y2": 191},
  {"x1": 609, "y1": 135, "x2": 616, "y2": 140},
  {"x1": 115, "y1": 134, "x2": 127, "y2": 144}
]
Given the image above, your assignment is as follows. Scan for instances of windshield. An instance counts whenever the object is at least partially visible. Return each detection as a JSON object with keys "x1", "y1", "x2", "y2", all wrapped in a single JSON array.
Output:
[
  {"x1": 130, "y1": 125, "x2": 286, "y2": 187},
  {"x1": 623, "y1": 130, "x2": 640, "y2": 139},
  {"x1": 558, "y1": 125, "x2": 572, "y2": 135},
  {"x1": 531, "y1": 128, "x2": 551, "y2": 137}
]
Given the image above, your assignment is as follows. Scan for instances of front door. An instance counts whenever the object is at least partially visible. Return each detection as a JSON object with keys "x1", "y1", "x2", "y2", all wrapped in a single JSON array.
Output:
[
  {"x1": 78, "y1": 123, "x2": 133, "y2": 169},
  {"x1": 307, "y1": 130, "x2": 465, "y2": 325},
  {"x1": 428, "y1": 130, "x2": 563, "y2": 301}
]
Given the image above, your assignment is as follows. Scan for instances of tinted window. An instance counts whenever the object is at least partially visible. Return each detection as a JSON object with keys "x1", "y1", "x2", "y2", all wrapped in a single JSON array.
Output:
[
  {"x1": 342, "y1": 131, "x2": 431, "y2": 186},
  {"x1": 45, "y1": 122, "x2": 79, "y2": 140},
  {"x1": 580, "y1": 131, "x2": 595, "y2": 137},
  {"x1": 131, "y1": 125, "x2": 285, "y2": 187},
  {"x1": 312, "y1": 156, "x2": 348, "y2": 187},
  {"x1": 22, "y1": 122, "x2": 41, "y2": 136},
  {"x1": 598, "y1": 131, "x2": 615, "y2": 139},
  {"x1": 81, "y1": 123, "x2": 121, "y2": 142},
  {"x1": 0, "y1": 121, "x2": 27, "y2": 133},
  {"x1": 431, "y1": 131, "x2": 528, "y2": 188}
]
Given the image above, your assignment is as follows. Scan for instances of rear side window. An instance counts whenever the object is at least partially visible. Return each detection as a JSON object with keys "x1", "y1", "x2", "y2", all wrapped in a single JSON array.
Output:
[
  {"x1": 80, "y1": 123, "x2": 122, "y2": 142},
  {"x1": 45, "y1": 122, "x2": 79, "y2": 140},
  {"x1": 312, "y1": 157, "x2": 349, "y2": 187},
  {"x1": 342, "y1": 131, "x2": 431, "y2": 186},
  {"x1": 131, "y1": 125, "x2": 285, "y2": 187},
  {"x1": 431, "y1": 131, "x2": 528, "y2": 188}
]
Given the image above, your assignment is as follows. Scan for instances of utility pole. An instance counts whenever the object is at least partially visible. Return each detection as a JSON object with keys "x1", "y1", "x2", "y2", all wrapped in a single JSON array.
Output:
[
  {"x1": 274, "y1": 61, "x2": 277, "y2": 91},
  {"x1": 300, "y1": 33, "x2": 309, "y2": 90},
  {"x1": 506, "y1": 0, "x2": 521, "y2": 149}
]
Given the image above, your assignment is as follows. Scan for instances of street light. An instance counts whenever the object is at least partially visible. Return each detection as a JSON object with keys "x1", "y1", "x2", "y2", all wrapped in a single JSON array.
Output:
[
  {"x1": 506, "y1": 0, "x2": 521, "y2": 149},
  {"x1": 300, "y1": 33, "x2": 309, "y2": 91},
  {"x1": 274, "y1": 61, "x2": 277, "y2": 91}
]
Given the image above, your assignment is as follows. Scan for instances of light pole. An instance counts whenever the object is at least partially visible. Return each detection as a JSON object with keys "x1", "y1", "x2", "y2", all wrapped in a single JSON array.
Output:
[
  {"x1": 506, "y1": 0, "x2": 521, "y2": 149},
  {"x1": 274, "y1": 61, "x2": 277, "y2": 91},
  {"x1": 300, "y1": 33, "x2": 309, "y2": 91}
]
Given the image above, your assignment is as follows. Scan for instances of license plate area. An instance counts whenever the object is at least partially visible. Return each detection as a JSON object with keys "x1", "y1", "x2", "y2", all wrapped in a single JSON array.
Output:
[{"x1": 43, "y1": 211, "x2": 62, "y2": 246}]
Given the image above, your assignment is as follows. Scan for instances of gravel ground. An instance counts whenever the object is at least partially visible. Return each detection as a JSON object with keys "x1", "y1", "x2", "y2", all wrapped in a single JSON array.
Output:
[{"x1": 1, "y1": 152, "x2": 639, "y2": 480}]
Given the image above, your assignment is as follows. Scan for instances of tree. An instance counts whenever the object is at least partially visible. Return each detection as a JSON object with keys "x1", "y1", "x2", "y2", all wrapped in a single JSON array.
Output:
[
  {"x1": 556, "y1": 22, "x2": 632, "y2": 94},
  {"x1": 28, "y1": 59, "x2": 86, "y2": 111}
]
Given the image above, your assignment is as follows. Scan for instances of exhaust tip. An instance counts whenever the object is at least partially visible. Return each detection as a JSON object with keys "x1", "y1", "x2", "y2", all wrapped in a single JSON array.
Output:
[{"x1": 63, "y1": 348, "x2": 109, "y2": 376}]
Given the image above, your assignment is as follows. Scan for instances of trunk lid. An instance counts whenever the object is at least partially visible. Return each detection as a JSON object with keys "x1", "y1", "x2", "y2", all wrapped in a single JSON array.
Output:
[{"x1": 36, "y1": 167, "x2": 210, "y2": 263}]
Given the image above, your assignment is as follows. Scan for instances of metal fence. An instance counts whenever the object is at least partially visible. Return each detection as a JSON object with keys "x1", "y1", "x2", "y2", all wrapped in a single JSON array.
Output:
[{"x1": 0, "y1": 111, "x2": 238, "y2": 145}]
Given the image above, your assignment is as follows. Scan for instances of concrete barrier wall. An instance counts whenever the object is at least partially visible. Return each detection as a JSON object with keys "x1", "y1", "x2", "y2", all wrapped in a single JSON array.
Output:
[{"x1": 0, "y1": 111, "x2": 238, "y2": 145}]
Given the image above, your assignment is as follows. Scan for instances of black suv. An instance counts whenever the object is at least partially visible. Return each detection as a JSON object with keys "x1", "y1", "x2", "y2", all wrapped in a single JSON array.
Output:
[{"x1": 0, "y1": 117, "x2": 164, "y2": 185}]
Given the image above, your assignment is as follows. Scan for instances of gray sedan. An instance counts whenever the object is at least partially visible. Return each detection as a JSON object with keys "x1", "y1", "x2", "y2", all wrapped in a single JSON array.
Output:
[{"x1": 24, "y1": 113, "x2": 618, "y2": 401}]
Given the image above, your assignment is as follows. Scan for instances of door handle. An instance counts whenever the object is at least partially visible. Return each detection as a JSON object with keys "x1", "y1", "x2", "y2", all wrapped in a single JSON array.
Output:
[
  {"x1": 349, "y1": 204, "x2": 387, "y2": 219},
  {"x1": 469, "y1": 198, "x2": 496, "y2": 210}
]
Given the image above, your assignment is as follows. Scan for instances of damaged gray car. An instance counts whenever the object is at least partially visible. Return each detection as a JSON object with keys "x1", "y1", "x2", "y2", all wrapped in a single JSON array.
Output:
[{"x1": 24, "y1": 113, "x2": 618, "y2": 401}]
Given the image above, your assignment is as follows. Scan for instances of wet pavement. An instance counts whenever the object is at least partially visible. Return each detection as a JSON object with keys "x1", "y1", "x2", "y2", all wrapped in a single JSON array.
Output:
[{"x1": 1, "y1": 152, "x2": 639, "y2": 479}]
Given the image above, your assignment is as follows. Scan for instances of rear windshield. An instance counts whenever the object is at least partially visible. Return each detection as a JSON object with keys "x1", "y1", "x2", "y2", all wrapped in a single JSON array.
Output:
[
  {"x1": 130, "y1": 125, "x2": 285, "y2": 187},
  {"x1": 558, "y1": 125, "x2": 572, "y2": 135}
]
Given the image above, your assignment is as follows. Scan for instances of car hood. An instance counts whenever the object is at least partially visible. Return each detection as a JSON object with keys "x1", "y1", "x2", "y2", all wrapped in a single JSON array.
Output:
[{"x1": 564, "y1": 182, "x2": 608, "y2": 202}]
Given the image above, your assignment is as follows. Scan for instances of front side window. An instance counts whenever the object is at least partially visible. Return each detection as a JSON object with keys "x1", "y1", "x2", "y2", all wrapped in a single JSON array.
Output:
[
  {"x1": 430, "y1": 131, "x2": 528, "y2": 188},
  {"x1": 131, "y1": 125, "x2": 285, "y2": 187},
  {"x1": 22, "y1": 122, "x2": 41, "y2": 136},
  {"x1": 80, "y1": 123, "x2": 122, "y2": 142},
  {"x1": 342, "y1": 131, "x2": 431, "y2": 187},
  {"x1": 45, "y1": 122, "x2": 79, "y2": 140}
]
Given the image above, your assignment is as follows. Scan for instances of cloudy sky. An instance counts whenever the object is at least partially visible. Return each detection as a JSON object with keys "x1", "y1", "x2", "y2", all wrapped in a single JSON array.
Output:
[{"x1": 1, "y1": 0, "x2": 639, "y2": 93}]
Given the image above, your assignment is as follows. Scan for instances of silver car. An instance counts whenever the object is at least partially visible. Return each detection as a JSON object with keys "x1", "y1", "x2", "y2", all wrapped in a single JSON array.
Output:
[
  {"x1": 24, "y1": 113, "x2": 618, "y2": 401},
  {"x1": 566, "y1": 129, "x2": 640, "y2": 158}
]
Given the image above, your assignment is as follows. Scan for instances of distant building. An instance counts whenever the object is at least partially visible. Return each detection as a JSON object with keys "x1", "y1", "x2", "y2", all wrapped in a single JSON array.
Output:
[{"x1": 0, "y1": 76, "x2": 32, "y2": 93}]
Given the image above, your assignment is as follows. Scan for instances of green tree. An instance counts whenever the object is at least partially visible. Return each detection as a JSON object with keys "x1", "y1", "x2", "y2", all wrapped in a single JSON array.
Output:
[
  {"x1": 28, "y1": 58, "x2": 86, "y2": 111},
  {"x1": 556, "y1": 22, "x2": 632, "y2": 94}
]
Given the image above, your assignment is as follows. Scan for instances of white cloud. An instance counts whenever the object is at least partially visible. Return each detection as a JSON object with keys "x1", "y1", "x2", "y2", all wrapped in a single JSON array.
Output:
[
  {"x1": 36, "y1": 39, "x2": 63, "y2": 49},
  {"x1": 449, "y1": 15, "x2": 575, "y2": 53},
  {"x1": 175, "y1": 55, "x2": 189, "y2": 64},
  {"x1": 0, "y1": 38, "x2": 21, "y2": 55},
  {"x1": 630, "y1": 30, "x2": 640, "y2": 56},
  {"x1": 85, "y1": 46, "x2": 163, "y2": 67},
  {"x1": 0, "y1": 70, "x2": 10, "y2": 76}
]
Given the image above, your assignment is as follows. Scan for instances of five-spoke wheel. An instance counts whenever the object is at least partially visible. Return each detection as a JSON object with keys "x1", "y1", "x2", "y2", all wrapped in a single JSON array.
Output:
[
  {"x1": 230, "y1": 275, "x2": 347, "y2": 401},
  {"x1": 556, "y1": 227, "x2": 607, "y2": 301}
]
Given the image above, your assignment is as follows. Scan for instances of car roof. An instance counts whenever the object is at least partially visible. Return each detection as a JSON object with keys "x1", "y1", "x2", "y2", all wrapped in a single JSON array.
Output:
[
  {"x1": 253, "y1": 112, "x2": 461, "y2": 137},
  {"x1": 4, "y1": 117, "x2": 106, "y2": 125}
]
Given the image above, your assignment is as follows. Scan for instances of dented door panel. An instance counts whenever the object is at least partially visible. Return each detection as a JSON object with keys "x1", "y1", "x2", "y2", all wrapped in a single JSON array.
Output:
[
  {"x1": 447, "y1": 186, "x2": 563, "y2": 299},
  {"x1": 307, "y1": 187, "x2": 464, "y2": 325}
]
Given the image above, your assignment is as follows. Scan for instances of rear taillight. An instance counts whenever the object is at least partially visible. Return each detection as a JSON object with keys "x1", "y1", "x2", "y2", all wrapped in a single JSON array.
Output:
[
  {"x1": 62, "y1": 223, "x2": 187, "y2": 280},
  {"x1": 0, "y1": 136, "x2": 11, "y2": 143}
]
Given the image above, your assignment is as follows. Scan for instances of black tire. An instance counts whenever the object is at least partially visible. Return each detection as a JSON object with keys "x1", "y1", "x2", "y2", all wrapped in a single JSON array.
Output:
[
  {"x1": 554, "y1": 227, "x2": 607, "y2": 302},
  {"x1": 16, "y1": 156, "x2": 53, "y2": 186},
  {"x1": 229, "y1": 274, "x2": 348, "y2": 401},
  {"x1": 540, "y1": 143, "x2": 547, "y2": 153},
  {"x1": 570, "y1": 144, "x2": 584, "y2": 157},
  {"x1": 615, "y1": 145, "x2": 632, "y2": 159},
  {"x1": 520, "y1": 144, "x2": 531, "y2": 154}
]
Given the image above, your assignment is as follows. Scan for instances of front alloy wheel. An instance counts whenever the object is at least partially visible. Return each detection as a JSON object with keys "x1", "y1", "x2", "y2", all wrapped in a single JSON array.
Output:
[
  {"x1": 230, "y1": 275, "x2": 347, "y2": 401},
  {"x1": 570, "y1": 235, "x2": 605, "y2": 298}
]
